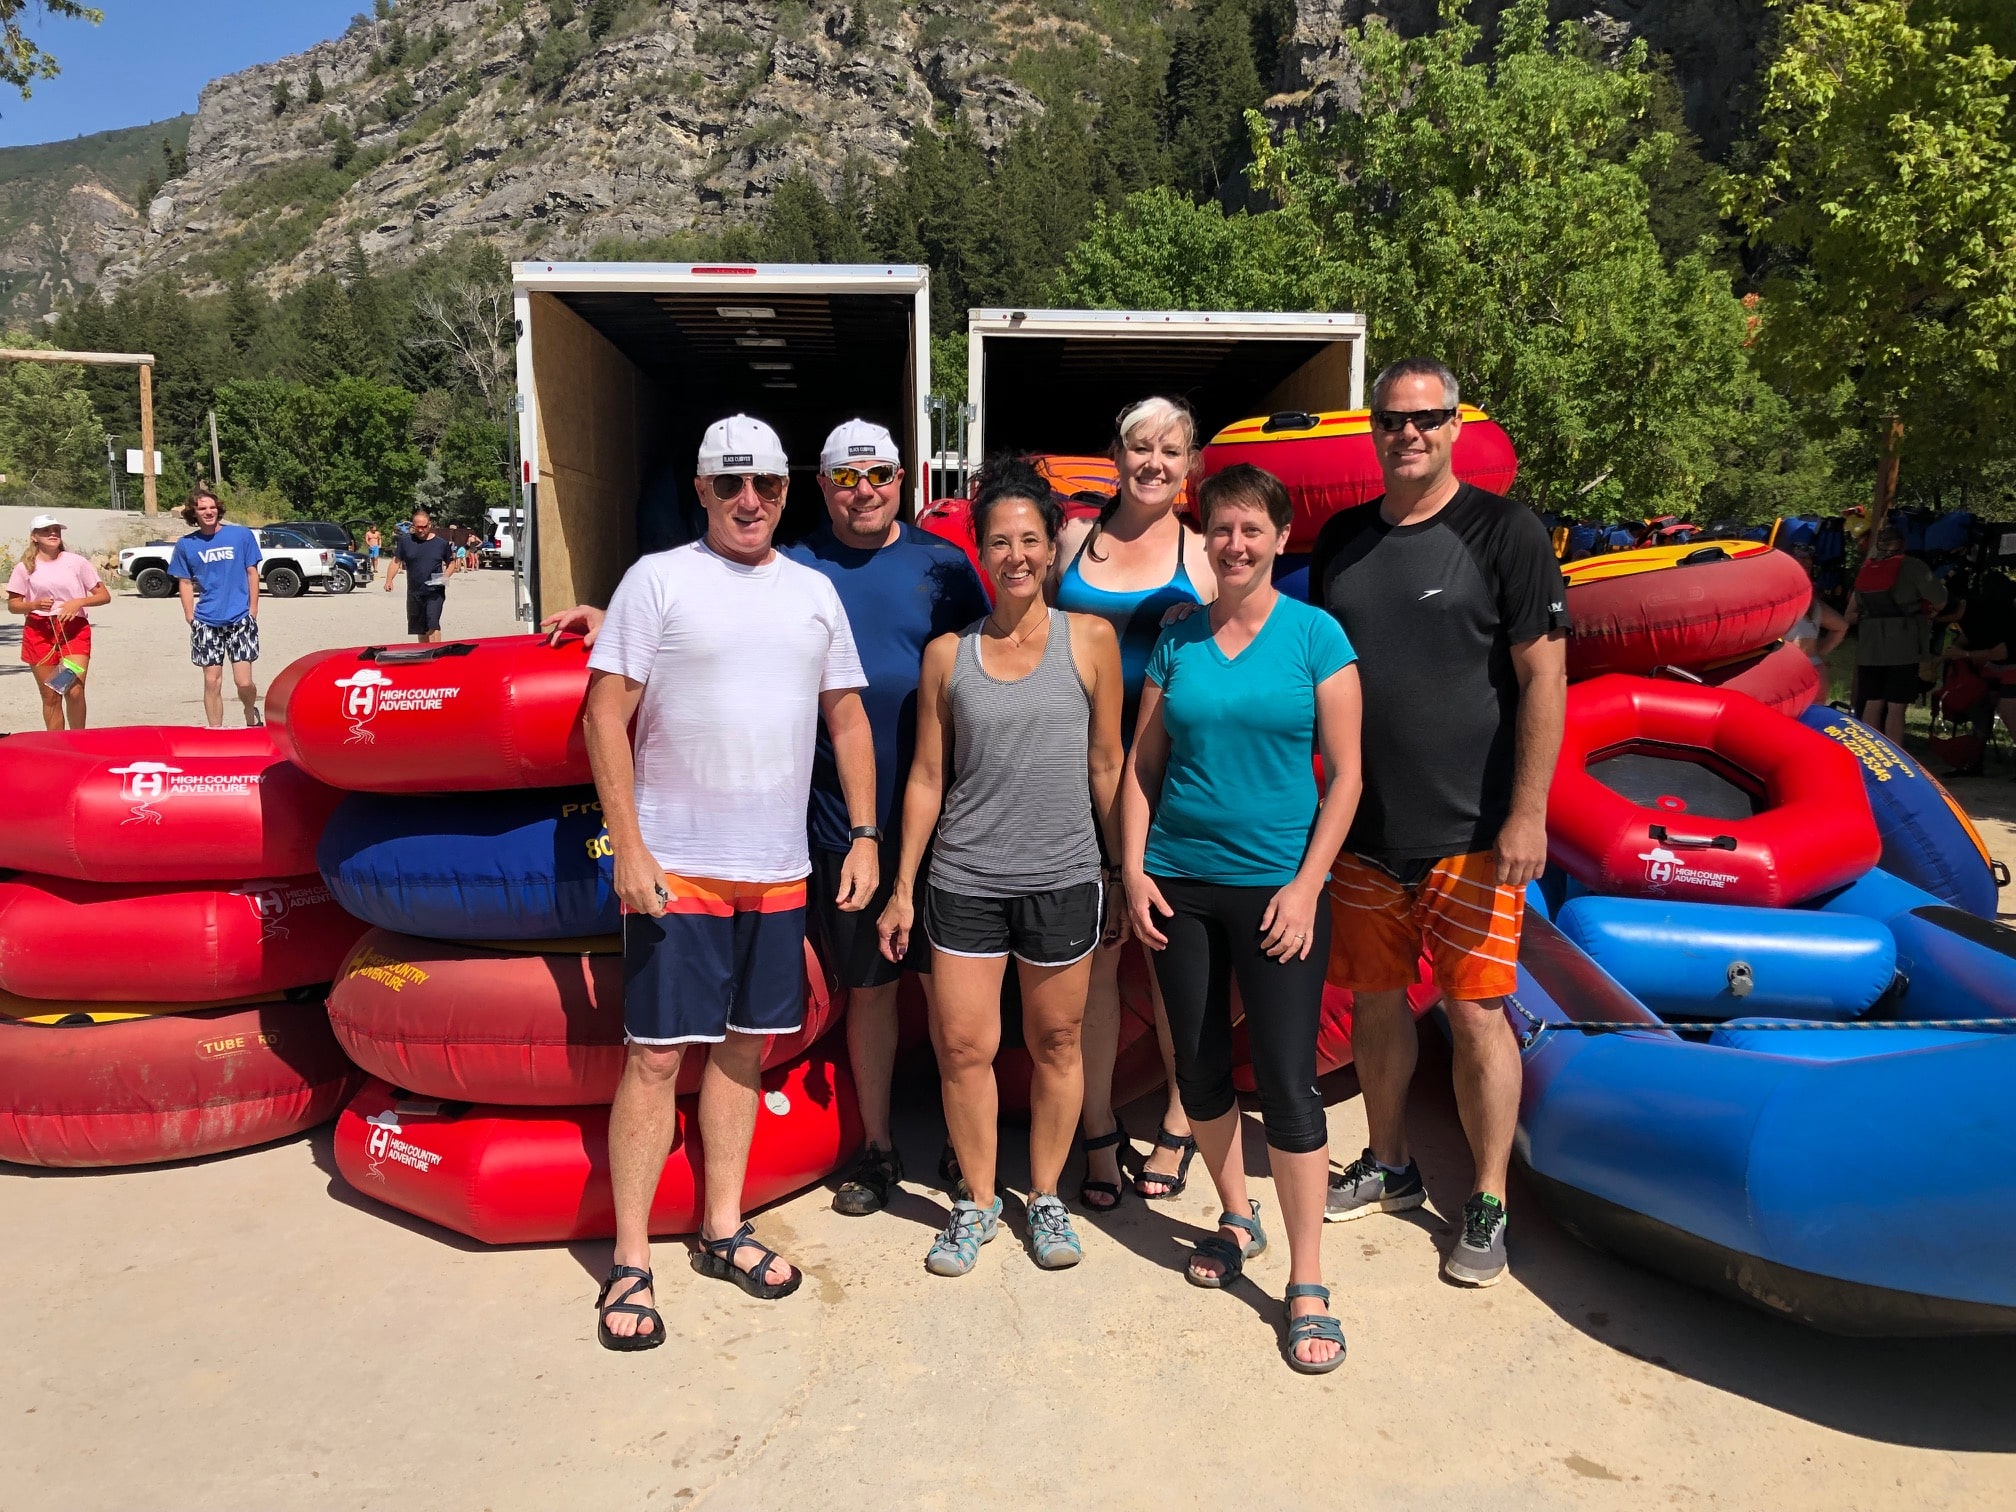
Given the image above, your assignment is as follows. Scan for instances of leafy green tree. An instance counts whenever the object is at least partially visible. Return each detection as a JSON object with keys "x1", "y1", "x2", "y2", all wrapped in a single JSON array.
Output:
[
  {"x1": 1730, "y1": 0, "x2": 2016, "y2": 520},
  {"x1": 1, "y1": 1, "x2": 100, "y2": 99},
  {"x1": 0, "y1": 358, "x2": 105, "y2": 506},
  {"x1": 1050, "y1": 186, "x2": 1303, "y2": 310},
  {"x1": 529, "y1": 23, "x2": 587, "y2": 93},
  {"x1": 306, "y1": 69, "x2": 325, "y2": 104},
  {"x1": 225, "y1": 274, "x2": 265, "y2": 356},
  {"x1": 1244, "y1": 0, "x2": 1772, "y2": 517},
  {"x1": 1164, "y1": 0, "x2": 1264, "y2": 197},
  {"x1": 423, "y1": 416, "x2": 512, "y2": 520},
  {"x1": 293, "y1": 274, "x2": 374, "y2": 383},
  {"x1": 271, "y1": 78, "x2": 292, "y2": 116},
  {"x1": 587, "y1": 0, "x2": 620, "y2": 41}
]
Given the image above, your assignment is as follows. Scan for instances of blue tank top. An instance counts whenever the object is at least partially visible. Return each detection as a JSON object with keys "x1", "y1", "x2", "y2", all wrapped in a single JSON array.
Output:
[{"x1": 1054, "y1": 516, "x2": 1201, "y2": 744}]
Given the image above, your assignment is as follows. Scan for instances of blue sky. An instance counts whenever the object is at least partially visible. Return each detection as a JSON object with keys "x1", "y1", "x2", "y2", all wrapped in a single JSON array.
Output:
[{"x1": 0, "y1": 1, "x2": 366, "y2": 148}]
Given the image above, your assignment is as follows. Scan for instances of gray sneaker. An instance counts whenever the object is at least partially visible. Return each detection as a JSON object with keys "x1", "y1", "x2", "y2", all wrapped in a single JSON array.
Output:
[
  {"x1": 1026, "y1": 1194, "x2": 1082, "y2": 1270},
  {"x1": 1325, "y1": 1147, "x2": 1427, "y2": 1222},
  {"x1": 925, "y1": 1197, "x2": 1001, "y2": 1276},
  {"x1": 1443, "y1": 1193, "x2": 1508, "y2": 1287}
]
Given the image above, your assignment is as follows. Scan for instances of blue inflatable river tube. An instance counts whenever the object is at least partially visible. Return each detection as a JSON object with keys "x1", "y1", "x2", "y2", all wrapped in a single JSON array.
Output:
[
  {"x1": 1515, "y1": 875, "x2": 2016, "y2": 1335},
  {"x1": 318, "y1": 787, "x2": 616, "y2": 941}
]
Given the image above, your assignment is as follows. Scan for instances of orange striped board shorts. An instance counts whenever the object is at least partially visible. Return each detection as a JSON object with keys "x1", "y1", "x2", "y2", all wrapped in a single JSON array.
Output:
[
  {"x1": 1326, "y1": 851, "x2": 1523, "y2": 1003},
  {"x1": 621, "y1": 873, "x2": 808, "y2": 1045}
]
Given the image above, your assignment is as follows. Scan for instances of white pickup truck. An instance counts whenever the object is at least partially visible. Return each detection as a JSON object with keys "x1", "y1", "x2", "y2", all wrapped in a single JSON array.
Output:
[{"x1": 121, "y1": 530, "x2": 334, "y2": 600}]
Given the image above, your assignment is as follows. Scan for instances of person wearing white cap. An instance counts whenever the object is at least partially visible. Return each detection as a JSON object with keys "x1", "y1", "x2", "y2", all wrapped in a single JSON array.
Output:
[
  {"x1": 783, "y1": 419, "x2": 989, "y2": 1217},
  {"x1": 582, "y1": 413, "x2": 880, "y2": 1350},
  {"x1": 6, "y1": 513, "x2": 109, "y2": 729}
]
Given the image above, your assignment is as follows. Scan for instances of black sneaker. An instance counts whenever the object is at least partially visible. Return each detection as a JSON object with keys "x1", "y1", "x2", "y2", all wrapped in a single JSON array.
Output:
[
  {"x1": 1443, "y1": 1193, "x2": 1508, "y2": 1287},
  {"x1": 832, "y1": 1143, "x2": 902, "y2": 1216},
  {"x1": 1325, "y1": 1147, "x2": 1426, "y2": 1223}
]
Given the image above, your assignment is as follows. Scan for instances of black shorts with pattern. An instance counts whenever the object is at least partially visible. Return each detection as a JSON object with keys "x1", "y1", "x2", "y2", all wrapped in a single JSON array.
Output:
[{"x1": 189, "y1": 616, "x2": 260, "y2": 667}]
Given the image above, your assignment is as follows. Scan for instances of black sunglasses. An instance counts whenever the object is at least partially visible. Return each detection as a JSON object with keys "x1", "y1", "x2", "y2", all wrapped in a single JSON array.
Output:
[{"x1": 1371, "y1": 408, "x2": 1460, "y2": 434}]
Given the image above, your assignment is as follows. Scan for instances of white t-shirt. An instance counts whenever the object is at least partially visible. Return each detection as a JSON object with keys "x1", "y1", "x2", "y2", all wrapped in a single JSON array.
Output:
[{"x1": 587, "y1": 541, "x2": 866, "y2": 882}]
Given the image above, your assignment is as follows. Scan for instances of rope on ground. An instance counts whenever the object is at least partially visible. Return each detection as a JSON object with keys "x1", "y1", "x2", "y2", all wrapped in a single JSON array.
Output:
[{"x1": 1502, "y1": 993, "x2": 2016, "y2": 1047}]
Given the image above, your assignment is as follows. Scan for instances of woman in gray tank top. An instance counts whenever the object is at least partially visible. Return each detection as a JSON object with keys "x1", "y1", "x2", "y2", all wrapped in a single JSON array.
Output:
[{"x1": 878, "y1": 457, "x2": 1125, "y2": 1277}]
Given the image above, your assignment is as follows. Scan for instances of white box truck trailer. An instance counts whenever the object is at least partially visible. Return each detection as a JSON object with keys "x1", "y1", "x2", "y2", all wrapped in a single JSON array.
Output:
[
  {"x1": 511, "y1": 261, "x2": 932, "y2": 619},
  {"x1": 964, "y1": 307, "x2": 1369, "y2": 470}
]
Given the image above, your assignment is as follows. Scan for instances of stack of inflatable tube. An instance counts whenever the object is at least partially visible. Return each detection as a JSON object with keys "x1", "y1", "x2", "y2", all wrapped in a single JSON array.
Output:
[
  {"x1": 325, "y1": 929, "x2": 855, "y2": 1242},
  {"x1": 1198, "y1": 406, "x2": 1519, "y2": 550},
  {"x1": 0, "y1": 727, "x2": 364, "y2": 1169},
  {"x1": 1559, "y1": 543, "x2": 1818, "y2": 714}
]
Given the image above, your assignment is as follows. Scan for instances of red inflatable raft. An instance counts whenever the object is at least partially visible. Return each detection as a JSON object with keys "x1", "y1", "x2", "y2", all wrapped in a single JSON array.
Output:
[
  {"x1": 1548, "y1": 676, "x2": 1879, "y2": 907},
  {"x1": 0, "y1": 874, "x2": 364, "y2": 1002},
  {"x1": 0, "y1": 1001, "x2": 362, "y2": 1167},
  {"x1": 326, "y1": 929, "x2": 841, "y2": 1104},
  {"x1": 333, "y1": 1042, "x2": 859, "y2": 1244},
  {"x1": 1561, "y1": 542, "x2": 1811, "y2": 681},
  {"x1": 0, "y1": 727, "x2": 341, "y2": 883},
  {"x1": 267, "y1": 635, "x2": 591, "y2": 793},
  {"x1": 1669, "y1": 642, "x2": 1821, "y2": 718},
  {"x1": 1199, "y1": 406, "x2": 1520, "y2": 550}
]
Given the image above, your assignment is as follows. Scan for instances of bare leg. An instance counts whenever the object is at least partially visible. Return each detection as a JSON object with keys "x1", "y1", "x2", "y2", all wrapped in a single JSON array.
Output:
[
  {"x1": 846, "y1": 979, "x2": 902, "y2": 1150},
  {"x1": 31, "y1": 663, "x2": 63, "y2": 731},
  {"x1": 1135, "y1": 964, "x2": 1195, "y2": 1195},
  {"x1": 1018, "y1": 954, "x2": 1091, "y2": 1194},
  {"x1": 61, "y1": 657, "x2": 88, "y2": 729},
  {"x1": 1273, "y1": 1144, "x2": 1340, "y2": 1367},
  {"x1": 929, "y1": 950, "x2": 1005, "y2": 1207},
  {"x1": 1881, "y1": 699, "x2": 1907, "y2": 744},
  {"x1": 202, "y1": 663, "x2": 225, "y2": 727},
  {"x1": 1444, "y1": 997, "x2": 1522, "y2": 1200},
  {"x1": 1350, "y1": 988, "x2": 1419, "y2": 1168},
  {"x1": 1180, "y1": 1105, "x2": 1250, "y2": 1282},
  {"x1": 232, "y1": 659, "x2": 260, "y2": 724},
  {"x1": 603, "y1": 1041, "x2": 684, "y2": 1340},
  {"x1": 1078, "y1": 939, "x2": 1123, "y2": 1198},
  {"x1": 697, "y1": 1031, "x2": 793, "y2": 1285}
]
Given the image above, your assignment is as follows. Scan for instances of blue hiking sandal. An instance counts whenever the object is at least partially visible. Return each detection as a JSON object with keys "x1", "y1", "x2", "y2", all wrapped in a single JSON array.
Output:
[
  {"x1": 1185, "y1": 1199, "x2": 1267, "y2": 1289},
  {"x1": 1284, "y1": 1283, "x2": 1346, "y2": 1375},
  {"x1": 1026, "y1": 1194, "x2": 1082, "y2": 1270},
  {"x1": 925, "y1": 1196, "x2": 1002, "y2": 1276}
]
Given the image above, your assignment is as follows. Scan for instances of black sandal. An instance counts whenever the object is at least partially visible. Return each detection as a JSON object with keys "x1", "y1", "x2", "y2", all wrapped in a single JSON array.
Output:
[
  {"x1": 1079, "y1": 1119, "x2": 1130, "y2": 1213},
  {"x1": 1133, "y1": 1127, "x2": 1198, "y2": 1200},
  {"x1": 1186, "y1": 1201, "x2": 1267, "y2": 1289},
  {"x1": 691, "y1": 1221, "x2": 802, "y2": 1300},
  {"x1": 595, "y1": 1264, "x2": 665, "y2": 1351}
]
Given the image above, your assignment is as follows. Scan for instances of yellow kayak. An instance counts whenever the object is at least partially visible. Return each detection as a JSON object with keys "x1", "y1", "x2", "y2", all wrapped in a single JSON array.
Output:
[{"x1": 1560, "y1": 539, "x2": 1772, "y2": 586}]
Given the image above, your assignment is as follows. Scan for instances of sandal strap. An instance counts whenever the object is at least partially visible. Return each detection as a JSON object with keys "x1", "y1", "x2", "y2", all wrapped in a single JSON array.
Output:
[
  {"x1": 1189, "y1": 1233, "x2": 1244, "y2": 1271},
  {"x1": 1082, "y1": 1126, "x2": 1127, "y2": 1153},
  {"x1": 1289, "y1": 1314, "x2": 1345, "y2": 1344},
  {"x1": 1217, "y1": 1204, "x2": 1263, "y2": 1243},
  {"x1": 1284, "y1": 1282, "x2": 1331, "y2": 1303},
  {"x1": 598, "y1": 1266, "x2": 655, "y2": 1307},
  {"x1": 699, "y1": 1221, "x2": 755, "y2": 1259},
  {"x1": 1152, "y1": 1127, "x2": 1198, "y2": 1152}
]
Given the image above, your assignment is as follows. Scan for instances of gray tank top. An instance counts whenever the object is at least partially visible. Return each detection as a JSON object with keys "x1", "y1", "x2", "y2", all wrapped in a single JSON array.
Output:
[{"x1": 929, "y1": 610, "x2": 1102, "y2": 897}]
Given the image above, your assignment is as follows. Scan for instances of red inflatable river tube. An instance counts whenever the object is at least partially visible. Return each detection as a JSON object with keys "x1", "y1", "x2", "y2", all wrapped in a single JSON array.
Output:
[
  {"x1": 0, "y1": 874, "x2": 365, "y2": 1002},
  {"x1": 266, "y1": 635, "x2": 591, "y2": 793},
  {"x1": 1673, "y1": 642, "x2": 1821, "y2": 718},
  {"x1": 1548, "y1": 676, "x2": 1879, "y2": 907},
  {"x1": 326, "y1": 929, "x2": 840, "y2": 1104},
  {"x1": 333, "y1": 1042, "x2": 860, "y2": 1244},
  {"x1": 1562, "y1": 544, "x2": 1811, "y2": 680},
  {"x1": 0, "y1": 1001, "x2": 362, "y2": 1167},
  {"x1": 1200, "y1": 407, "x2": 1520, "y2": 550},
  {"x1": 0, "y1": 727, "x2": 341, "y2": 883}
]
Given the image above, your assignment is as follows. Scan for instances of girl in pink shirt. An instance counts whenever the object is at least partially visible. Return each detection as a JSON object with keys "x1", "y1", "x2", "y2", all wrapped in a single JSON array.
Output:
[{"x1": 6, "y1": 516, "x2": 110, "y2": 729}]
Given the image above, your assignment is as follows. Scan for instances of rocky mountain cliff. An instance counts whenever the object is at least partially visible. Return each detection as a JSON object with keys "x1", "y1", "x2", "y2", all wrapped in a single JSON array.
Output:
[{"x1": 82, "y1": 0, "x2": 1769, "y2": 300}]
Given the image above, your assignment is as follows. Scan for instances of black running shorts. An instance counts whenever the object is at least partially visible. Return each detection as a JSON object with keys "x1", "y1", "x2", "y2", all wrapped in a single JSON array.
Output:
[{"x1": 923, "y1": 880, "x2": 1102, "y2": 968}]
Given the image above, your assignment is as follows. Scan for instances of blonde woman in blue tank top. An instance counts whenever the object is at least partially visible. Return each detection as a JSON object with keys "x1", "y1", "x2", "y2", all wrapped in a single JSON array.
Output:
[
  {"x1": 1051, "y1": 396, "x2": 1217, "y2": 1210},
  {"x1": 879, "y1": 457, "x2": 1127, "y2": 1276}
]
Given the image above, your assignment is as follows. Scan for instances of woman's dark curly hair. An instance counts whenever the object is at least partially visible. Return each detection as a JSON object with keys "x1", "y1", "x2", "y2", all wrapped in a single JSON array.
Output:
[{"x1": 970, "y1": 454, "x2": 1064, "y2": 544}]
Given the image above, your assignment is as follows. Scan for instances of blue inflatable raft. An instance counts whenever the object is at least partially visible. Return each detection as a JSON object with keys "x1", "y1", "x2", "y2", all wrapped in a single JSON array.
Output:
[{"x1": 1516, "y1": 878, "x2": 2016, "y2": 1335}]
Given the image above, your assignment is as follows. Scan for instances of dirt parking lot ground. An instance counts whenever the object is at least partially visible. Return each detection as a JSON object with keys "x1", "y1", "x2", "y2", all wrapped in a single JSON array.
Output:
[{"x1": 4, "y1": 563, "x2": 2014, "y2": 1510}]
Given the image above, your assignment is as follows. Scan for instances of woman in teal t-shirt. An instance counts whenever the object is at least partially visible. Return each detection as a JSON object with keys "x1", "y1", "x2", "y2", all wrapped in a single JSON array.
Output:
[{"x1": 1120, "y1": 462, "x2": 1363, "y2": 1375}]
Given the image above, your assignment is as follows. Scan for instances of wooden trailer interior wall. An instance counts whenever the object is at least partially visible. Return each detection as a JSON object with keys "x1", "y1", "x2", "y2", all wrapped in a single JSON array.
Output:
[
  {"x1": 529, "y1": 292, "x2": 654, "y2": 613},
  {"x1": 1257, "y1": 340, "x2": 1361, "y2": 417}
]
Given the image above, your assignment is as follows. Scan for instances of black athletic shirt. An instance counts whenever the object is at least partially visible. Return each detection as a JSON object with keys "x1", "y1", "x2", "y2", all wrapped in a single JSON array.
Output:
[{"x1": 1309, "y1": 484, "x2": 1569, "y2": 862}]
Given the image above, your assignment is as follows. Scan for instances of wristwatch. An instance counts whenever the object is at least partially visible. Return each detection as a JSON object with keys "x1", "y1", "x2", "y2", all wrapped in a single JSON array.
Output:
[{"x1": 848, "y1": 825, "x2": 883, "y2": 844}]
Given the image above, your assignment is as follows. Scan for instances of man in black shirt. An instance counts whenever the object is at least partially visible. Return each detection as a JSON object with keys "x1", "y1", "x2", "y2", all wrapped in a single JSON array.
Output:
[
  {"x1": 1308, "y1": 357, "x2": 1568, "y2": 1288},
  {"x1": 383, "y1": 506, "x2": 459, "y2": 643}
]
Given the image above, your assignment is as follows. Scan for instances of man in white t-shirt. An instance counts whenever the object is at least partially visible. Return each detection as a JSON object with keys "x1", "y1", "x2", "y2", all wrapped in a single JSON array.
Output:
[{"x1": 584, "y1": 414, "x2": 880, "y2": 1350}]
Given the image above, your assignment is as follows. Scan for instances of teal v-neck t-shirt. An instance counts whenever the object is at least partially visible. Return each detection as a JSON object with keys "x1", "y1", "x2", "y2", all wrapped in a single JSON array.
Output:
[{"x1": 1142, "y1": 595, "x2": 1357, "y2": 887}]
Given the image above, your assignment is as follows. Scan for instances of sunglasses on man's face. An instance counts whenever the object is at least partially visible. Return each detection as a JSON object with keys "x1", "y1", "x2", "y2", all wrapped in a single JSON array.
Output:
[
  {"x1": 1371, "y1": 408, "x2": 1459, "y2": 435},
  {"x1": 707, "y1": 473, "x2": 787, "y2": 503},
  {"x1": 827, "y1": 463, "x2": 897, "y2": 489}
]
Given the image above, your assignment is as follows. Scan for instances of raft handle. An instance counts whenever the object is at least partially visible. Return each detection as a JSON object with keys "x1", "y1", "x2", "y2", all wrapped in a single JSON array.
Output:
[
  {"x1": 1677, "y1": 546, "x2": 1735, "y2": 566},
  {"x1": 1726, "y1": 961, "x2": 1754, "y2": 998},
  {"x1": 361, "y1": 642, "x2": 480, "y2": 665},
  {"x1": 1260, "y1": 411, "x2": 1320, "y2": 434},
  {"x1": 1647, "y1": 824, "x2": 1738, "y2": 851}
]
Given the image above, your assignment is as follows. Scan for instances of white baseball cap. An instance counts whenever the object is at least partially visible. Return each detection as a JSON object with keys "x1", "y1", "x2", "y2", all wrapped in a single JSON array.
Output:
[
  {"x1": 28, "y1": 513, "x2": 65, "y2": 531},
  {"x1": 697, "y1": 414, "x2": 788, "y2": 476},
  {"x1": 820, "y1": 419, "x2": 900, "y2": 472}
]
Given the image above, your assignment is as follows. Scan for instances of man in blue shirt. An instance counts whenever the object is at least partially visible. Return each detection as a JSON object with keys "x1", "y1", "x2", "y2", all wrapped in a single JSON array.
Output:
[
  {"x1": 168, "y1": 489, "x2": 265, "y2": 727},
  {"x1": 785, "y1": 419, "x2": 989, "y2": 1215}
]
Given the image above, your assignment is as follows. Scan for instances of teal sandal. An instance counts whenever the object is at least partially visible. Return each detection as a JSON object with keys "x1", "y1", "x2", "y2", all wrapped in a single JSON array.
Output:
[
  {"x1": 1284, "y1": 1283, "x2": 1347, "y2": 1375},
  {"x1": 1185, "y1": 1199, "x2": 1267, "y2": 1289},
  {"x1": 925, "y1": 1197, "x2": 1002, "y2": 1276}
]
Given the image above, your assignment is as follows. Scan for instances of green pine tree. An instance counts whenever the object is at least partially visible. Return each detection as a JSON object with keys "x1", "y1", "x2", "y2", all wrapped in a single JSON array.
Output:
[{"x1": 1164, "y1": 0, "x2": 1264, "y2": 197}]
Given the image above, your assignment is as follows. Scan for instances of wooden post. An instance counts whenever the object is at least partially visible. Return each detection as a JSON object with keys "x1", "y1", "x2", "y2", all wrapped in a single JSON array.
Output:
[
  {"x1": 208, "y1": 407, "x2": 223, "y2": 487},
  {"x1": 1868, "y1": 413, "x2": 1904, "y2": 544},
  {"x1": 138, "y1": 361, "x2": 158, "y2": 516}
]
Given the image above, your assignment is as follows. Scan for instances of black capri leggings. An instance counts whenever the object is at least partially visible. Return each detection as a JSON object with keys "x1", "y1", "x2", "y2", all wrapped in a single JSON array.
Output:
[{"x1": 1146, "y1": 876, "x2": 1331, "y2": 1156}]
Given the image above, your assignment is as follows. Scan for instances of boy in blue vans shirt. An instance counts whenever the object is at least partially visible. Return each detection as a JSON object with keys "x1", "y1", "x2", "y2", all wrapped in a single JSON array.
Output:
[{"x1": 168, "y1": 488, "x2": 265, "y2": 727}]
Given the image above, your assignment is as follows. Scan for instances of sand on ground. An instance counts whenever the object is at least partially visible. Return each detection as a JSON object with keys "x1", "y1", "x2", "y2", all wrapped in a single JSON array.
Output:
[{"x1": 4, "y1": 568, "x2": 2015, "y2": 1510}]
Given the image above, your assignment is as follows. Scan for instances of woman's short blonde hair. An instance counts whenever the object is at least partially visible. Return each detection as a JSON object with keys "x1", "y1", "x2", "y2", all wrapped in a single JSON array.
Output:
[{"x1": 1113, "y1": 396, "x2": 1198, "y2": 455}]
